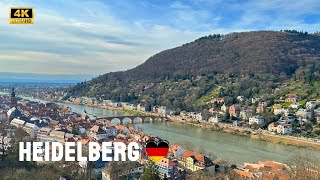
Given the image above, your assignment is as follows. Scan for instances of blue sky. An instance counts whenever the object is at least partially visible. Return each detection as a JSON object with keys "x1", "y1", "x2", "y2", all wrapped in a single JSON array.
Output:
[{"x1": 0, "y1": 0, "x2": 320, "y2": 75}]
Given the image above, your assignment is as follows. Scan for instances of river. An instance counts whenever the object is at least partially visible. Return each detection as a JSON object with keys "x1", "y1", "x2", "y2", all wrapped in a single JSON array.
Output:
[{"x1": 14, "y1": 95, "x2": 320, "y2": 164}]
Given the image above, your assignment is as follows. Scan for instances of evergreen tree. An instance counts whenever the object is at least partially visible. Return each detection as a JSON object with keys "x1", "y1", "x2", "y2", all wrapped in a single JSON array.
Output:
[
  {"x1": 224, "y1": 110, "x2": 230, "y2": 121},
  {"x1": 146, "y1": 104, "x2": 152, "y2": 112},
  {"x1": 310, "y1": 108, "x2": 316, "y2": 124},
  {"x1": 71, "y1": 126, "x2": 78, "y2": 135},
  {"x1": 141, "y1": 163, "x2": 160, "y2": 180},
  {"x1": 163, "y1": 174, "x2": 168, "y2": 180}
]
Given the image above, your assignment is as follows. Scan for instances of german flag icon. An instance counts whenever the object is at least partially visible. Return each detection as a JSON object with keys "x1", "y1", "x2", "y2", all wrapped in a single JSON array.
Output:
[{"x1": 145, "y1": 140, "x2": 169, "y2": 162}]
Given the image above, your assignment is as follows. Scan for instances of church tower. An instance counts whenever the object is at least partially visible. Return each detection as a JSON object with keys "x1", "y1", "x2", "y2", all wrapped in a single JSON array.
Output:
[{"x1": 10, "y1": 87, "x2": 17, "y2": 108}]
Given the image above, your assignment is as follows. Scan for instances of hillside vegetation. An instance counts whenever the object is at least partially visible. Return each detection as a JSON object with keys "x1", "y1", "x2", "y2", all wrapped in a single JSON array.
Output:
[{"x1": 66, "y1": 31, "x2": 320, "y2": 111}]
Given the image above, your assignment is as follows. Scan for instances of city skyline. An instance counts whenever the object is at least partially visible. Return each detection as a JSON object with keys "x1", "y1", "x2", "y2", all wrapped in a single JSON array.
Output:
[{"x1": 1, "y1": 0, "x2": 320, "y2": 75}]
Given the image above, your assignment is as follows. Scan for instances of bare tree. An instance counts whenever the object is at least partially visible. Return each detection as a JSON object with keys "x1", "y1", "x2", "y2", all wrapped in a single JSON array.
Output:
[
  {"x1": 207, "y1": 152, "x2": 217, "y2": 161},
  {"x1": 287, "y1": 152, "x2": 320, "y2": 180},
  {"x1": 187, "y1": 169, "x2": 216, "y2": 180},
  {"x1": 0, "y1": 123, "x2": 11, "y2": 161},
  {"x1": 104, "y1": 161, "x2": 142, "y2": 180},
  {"x1": 178, "y1": 141, "x2": 195, "y2": 151},
  {"x1": 0, "y1": 123, "x2": 9, "y2": 162}
]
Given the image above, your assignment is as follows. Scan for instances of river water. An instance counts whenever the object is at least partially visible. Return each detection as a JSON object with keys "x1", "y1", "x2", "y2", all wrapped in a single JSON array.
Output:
[{"x1": 14, "y1": 95, "x2": 320, "y2": 164}]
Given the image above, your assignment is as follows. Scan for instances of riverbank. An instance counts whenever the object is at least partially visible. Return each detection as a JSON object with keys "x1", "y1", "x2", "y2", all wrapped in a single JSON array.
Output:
[
  {"x1": 23, "y1": 96, "x2": 320, "y2": 151},
  {"x1": 58, "y1": 101, "x2": 148, "y2": 116},
  {"x1": 251, "y1": 133, "x2": 320, "y2": 150},
  {"x1": 177, "y1": 119, "x2": 320, "y2": 151},
  {"x1": 10, "y1": 94, "x2": 320, "y2": 164}
]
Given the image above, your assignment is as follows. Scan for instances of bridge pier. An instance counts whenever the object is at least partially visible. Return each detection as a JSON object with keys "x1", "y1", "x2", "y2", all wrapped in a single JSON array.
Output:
[{"x1": 98, "y1": 115, "x2": 169, "y2": 125}]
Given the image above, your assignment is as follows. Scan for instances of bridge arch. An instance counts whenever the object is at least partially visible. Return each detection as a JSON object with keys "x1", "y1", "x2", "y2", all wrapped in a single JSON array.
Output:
[
  {"x1": 102, "y1": 116, "x2": 168, "y2": 124},
  {"x1": 122, "y1": 117, "x2": 133, "y2": 125},
  {"x1": 111, "y1": 118, "x2": 122, "y2": 125},
  {"x1": 144, "y1": 117, "x2": 154, "y2": 123},
  {"x1": 153, "y1": 117, "x2": 163, "y2": 122},
  {"x1": 133, "y1": 117, "x2": 143, "y2": 123}
]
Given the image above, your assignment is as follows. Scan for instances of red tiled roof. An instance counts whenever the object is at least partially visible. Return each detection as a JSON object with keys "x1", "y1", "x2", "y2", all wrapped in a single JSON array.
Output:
[
  {"x1": 115, "y1": 125, "x2": 127, "y2": 131},
  {"x1": 243, "y1": 161, "x2": 290, "y2": 180},
  {"x1": 90, "y1": 125, "x2": 100, "y2": 132},
  {"x1": 259, "y1": 161, "x2": 287, "y2": 169},
  {"x1": 86, "y1": 136, "x2": 95, "y2": 142},
  {"x1": 78, "y1": 139, "x2": 90, "y2": 145},
  {"x1": 157, "y1": 158, "x2": 176, "y2": 167},
  {"x1": 170, "y1": 145, "x2": 182, "y2": 152},
  {"x1": 268, "y1": 122, "x2": 278, "y2": 127},
  {"x1": 234, "y1": 169, "x2": 254, "y2": 179},
  {"x1": 273, "y1": 104, "x2": 283, "y2": 109},
  {"x1": 286, "y1": 93, "x2": 297, "y2": 98},
  {"x1": 113, "y1": 138, "x2": 126, "y2": 143},
  {"x1": 180, "y1": 150, "x2": 205, "y2": 163}
]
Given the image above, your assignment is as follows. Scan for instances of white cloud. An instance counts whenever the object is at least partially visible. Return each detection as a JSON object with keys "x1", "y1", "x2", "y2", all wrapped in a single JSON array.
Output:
[
  {"x1": 0, "y1": 0, "x2": 212, "y2": 75},
  {"x1": 0, "y1": 0, "x2": 319, "y2": 75}
]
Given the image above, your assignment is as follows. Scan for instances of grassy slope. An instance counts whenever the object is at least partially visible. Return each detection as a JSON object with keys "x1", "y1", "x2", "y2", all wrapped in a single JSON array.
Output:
[
  {"x1": 278, "y1": 80, "x2": 320, "y2": 104},
  {"x1": 196, "y1": 86, "x2": 222, "y2": 106}
]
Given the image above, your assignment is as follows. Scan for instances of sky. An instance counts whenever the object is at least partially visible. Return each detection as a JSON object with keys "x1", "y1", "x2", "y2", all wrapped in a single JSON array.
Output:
[{"x1": 0, "y1": 0, "x2": 320, "y2": 76}]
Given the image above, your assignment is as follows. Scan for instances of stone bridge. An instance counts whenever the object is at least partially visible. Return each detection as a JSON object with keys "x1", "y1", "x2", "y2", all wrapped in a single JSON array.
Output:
[{"x1": 96, "y1": 116, "x2": 170, "y2": 125}]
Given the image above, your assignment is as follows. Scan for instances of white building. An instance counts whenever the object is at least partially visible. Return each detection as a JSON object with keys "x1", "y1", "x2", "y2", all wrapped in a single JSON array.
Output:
[
  {"x1": 278, "y1": 116, "x2": 295, "y2": 124},
  {"x1": 249, "y1": 116, "x2": 265, "y2": 125},
  {"x1": 268, "y1": 122, "x2": 278, "y2": 132},
  {"x1": 295, "y1": 109, "x2": 310, "y2": 119},
  {"x1": 141, "y1": 106, "x2": 146, "y2": 112},
  {"x1": 274, "y1": 108, "x2": 285, "y2": 115},
  {"x1": 290, "y1": 103, "x2": 300, "y2": 109},
  {"x1": 195, "y1": 113, "x2": 203, "y2": 121},
  {"x1": 137, "y1": 104, "x2": 146, "y2": 112},
  {"x1": 273, "y1": 104, "x2": 284, "y2": 115},
  {"x1": 297, "y1": 117, "x2": 308, "y2": 124},
  {"x1": 306, "y1": 101, "x2": 318, "y2": 110},
  {"x1": 251, "y1": 97, "x2": 261, "y2": 104},
  {"x1": 277, "y1": 124, "x2": 292, "y2": 135},
  {"x1": 49, "y1": 130, "x2": 66, "y2": 143},
  {"x1": 239, "y1": 110, "x2": 249, "y2": 121},
  {"x1": 130, "y1": 104, "x2": 137, "y2": 110},
  {"x1": 88, "y1": 125, "x2": 107, "y2": 140},
  {"x1": 221, "y1": 104, "x2": 228, "y2": 112},
  {"x1": 7, "y1": 107, "x2": 22, "y2": 121},
  {"x1": 156, "y1": 158, "x2": 176, "y2": 178},
  {"x1": 208, "y1": 116, "x2": 223, "y2": 123},
  {"x1": 10, "y1": 118, "x2": 25, "y2": 128},
  {"x1": 157, "y1": 106, "x2": 168, "y2": 116},
  {"x1": 237, "y1": 96, "x2": 247, "y2": 102},
  {"x1": 36, "y1": 127, "x2": 52, "y2": 142},
  {"x1": 23, "y1": 123, "x2": 39, "y2": 138}
]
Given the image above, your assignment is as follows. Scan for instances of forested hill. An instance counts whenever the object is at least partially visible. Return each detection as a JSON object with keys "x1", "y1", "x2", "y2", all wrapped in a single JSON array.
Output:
[{"x1": 66, "y1": 30, "x2": 320, "y2": 111}]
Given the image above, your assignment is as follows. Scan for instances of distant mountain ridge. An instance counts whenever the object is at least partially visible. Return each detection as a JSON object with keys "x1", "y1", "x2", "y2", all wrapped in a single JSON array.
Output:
[
  {"x1": 107, "y1": 31, "x2": 320, "y2": 81},
  {"x1": 66, "y1": 31, "x2": 320, "y2": 111},
  {"x1": 0, "y1": 72, "x2": 95, "y2": 83}
]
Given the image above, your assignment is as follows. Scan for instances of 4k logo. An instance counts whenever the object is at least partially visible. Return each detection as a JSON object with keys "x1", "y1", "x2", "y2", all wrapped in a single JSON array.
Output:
[{"x1": 10, "y1": 7, "x2": 34, "y2": 24}]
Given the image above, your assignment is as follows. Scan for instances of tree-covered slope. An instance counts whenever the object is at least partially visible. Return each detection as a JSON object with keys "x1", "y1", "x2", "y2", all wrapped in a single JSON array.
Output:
[{"x1": 66, "y1": 31, "x2": 320, "y2": 111}]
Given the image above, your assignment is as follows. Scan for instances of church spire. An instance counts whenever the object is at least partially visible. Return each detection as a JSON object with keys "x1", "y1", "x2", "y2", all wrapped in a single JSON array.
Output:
[
  {"x1": 10, "y1": 87, "x2": 17, "y2": 108},
  {"x1": 11, "y1": 87, "x2": 15, "y2": 97}
]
